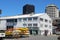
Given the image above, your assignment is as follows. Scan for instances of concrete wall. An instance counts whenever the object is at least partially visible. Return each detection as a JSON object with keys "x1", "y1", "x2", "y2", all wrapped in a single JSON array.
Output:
[
  {"x1": 0, "y1": 19, "x2": 6, "y2": 30},
  {"x1": 38, "y1": 14, "x2": 52, "y2": 35}
]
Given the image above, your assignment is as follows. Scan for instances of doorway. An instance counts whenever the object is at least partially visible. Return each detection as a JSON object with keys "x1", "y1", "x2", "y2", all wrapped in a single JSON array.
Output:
[
  {"x1": 44, "y1": 30, "x2": 48, "y2": 36},
  {"x1": 6, "y1": 26, "x2": 14, "y2": 30}
]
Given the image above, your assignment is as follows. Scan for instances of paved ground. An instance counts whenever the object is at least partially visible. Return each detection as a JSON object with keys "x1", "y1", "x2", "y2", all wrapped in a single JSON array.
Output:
[{"x1": 3, "y1": 35, "x2": 58, "y2": 40}]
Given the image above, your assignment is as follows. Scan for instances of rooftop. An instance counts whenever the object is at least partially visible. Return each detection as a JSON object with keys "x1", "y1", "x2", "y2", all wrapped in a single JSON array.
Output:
[{"x1": 0, "y1": 13, "x2": 45, "y2": 19}]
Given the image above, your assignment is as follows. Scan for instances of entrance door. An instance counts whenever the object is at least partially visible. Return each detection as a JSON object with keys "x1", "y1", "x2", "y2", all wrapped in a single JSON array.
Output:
[
  {"x1": 35, "y1": 30, "x2": 38, "y2": 35},
  {"x1": 44, "y1": 30, "x2": 48, "y2": 36},
  {"x1": 29, "y1": 30, "x2": 32, "y2": 35}
]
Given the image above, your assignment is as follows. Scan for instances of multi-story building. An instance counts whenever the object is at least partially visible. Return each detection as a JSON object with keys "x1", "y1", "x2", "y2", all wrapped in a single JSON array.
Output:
[
  {"x1": 0, "y1": 13, "x2": 52, "y2": 35},
  {"x1": 59, "y1": 11, "x2": 60, "y2": 17},
  {"x1": 45, "y1": 4, "x2": 59, "y2": 19},
  {"x1": 23, "y1": 4, "x2": 35, "y2": 14},
  {"x1": 52, "y1": 18, "x2": 60, "y2": 34}
]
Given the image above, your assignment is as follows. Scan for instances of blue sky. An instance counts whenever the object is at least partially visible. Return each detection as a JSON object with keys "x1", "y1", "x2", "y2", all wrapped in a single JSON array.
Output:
[{"x1": 0, "y1": 0, "x2": 60, "y2": 16}]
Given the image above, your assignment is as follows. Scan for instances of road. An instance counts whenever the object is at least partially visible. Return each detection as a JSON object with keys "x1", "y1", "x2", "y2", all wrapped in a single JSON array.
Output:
[{"x1": 4, "y1": 35, "x2": 58, "y2": 40}]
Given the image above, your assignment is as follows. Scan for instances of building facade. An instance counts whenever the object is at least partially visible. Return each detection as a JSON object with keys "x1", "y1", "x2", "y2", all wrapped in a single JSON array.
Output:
[
  {"x1": 52, "y1": 18, "x2": 60, "y2": 34},
  {"x1": 23, "y1": 4, "x2": 35, "y2": 14},
  {"x1": 45, "y1": 4, "x2": 59, "y2": 19},
  {"x1": 0, "y1": 13, "x2": 52, "y2": 35}
]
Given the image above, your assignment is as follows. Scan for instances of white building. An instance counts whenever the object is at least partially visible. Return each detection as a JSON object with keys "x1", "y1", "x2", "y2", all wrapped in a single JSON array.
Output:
[
  {"x1": 45, "y1": 4, "x2": 59, "y2": 19},
  {"x1": 0, "y1": 13, "x2": 52, "y2": 35}
]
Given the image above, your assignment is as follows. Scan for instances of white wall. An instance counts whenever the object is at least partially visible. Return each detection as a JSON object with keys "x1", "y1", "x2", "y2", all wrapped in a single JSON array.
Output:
[
  {"x1": 0, "y1": 19, "x2": 6, "y2": 30},
  {"x1": 38, "y1": 14, "x2": 52, "y2": 35}
]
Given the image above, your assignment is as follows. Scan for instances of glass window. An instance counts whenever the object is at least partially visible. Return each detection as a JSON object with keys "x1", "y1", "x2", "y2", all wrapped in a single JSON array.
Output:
[
  {"x1": 45, "y1": 19, "x2": 48, "y2": 22},
  {"x1": 40, "y1": 18, "x2": 43, "y2": 21},
  {"x1": 33, "y1": 24, "x2": 37, "y2": 27},
  {"x1": 19, "y1": 18, "x2": 22, "y2": 21},
  {"x1": 23, "y1": 18, "x2": 27, "y2": 21},
  {"x1": 28, "y1": 24, "x2": 32, "y2": 27},
  {"x1": 7, "y1": 19, "x2": 17, "y2": 22},
  {"x1": 28, "y1": 18, "x2": 32, "y2": 21},
  {"x1": 45, "y1": 25, "x2": 48, "y2": 27},
  {"x1": 23, "y1": 24, "x2": 27, "y2": 27},
  {"x1": 33, "y1": 17, "x2": 38, "y2": 21}
]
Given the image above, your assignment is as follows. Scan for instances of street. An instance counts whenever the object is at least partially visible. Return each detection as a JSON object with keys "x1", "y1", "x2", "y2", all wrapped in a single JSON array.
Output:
[{"x1": 3, "y1": 35, "x2": 58, "y2": 40}]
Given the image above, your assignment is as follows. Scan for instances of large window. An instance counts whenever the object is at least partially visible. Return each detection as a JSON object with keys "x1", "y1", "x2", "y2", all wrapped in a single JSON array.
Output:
[
  {"x1": 45, "y1": 25, "x2": 48, "y2": 27},
  {"x1": 23, "y1": 18, "x2": 27, "y2": 21},
  {"x1": 23, "y1": 24, "x2": 27, "y2": 27},
  {"x1": 7, "y1": 19, "x2": 17, "y2": 26},
  {"x1": 7, "y1": 19, "x2": 17, "y2": 22},
  {"x1": 45, "y1": 19, "x2": 48, "y2": 22},
  {"x1": 19, "y1": 18, "x2": 22, "y2": 21},
  {"x1": 28, "y1": 17, "x2": 32, "y2": 21},
  {"x1": 40, "y1": 18, "x2": 43, "y2": 21},
  {"x1": 33, "y1": 24, "x2": 37, "y2": 27},
  {"x1": 33, "y1": 17, "x2": 38, "y2": 21},
  {"x1": 28, "y1": 24, "x2": 32, "y2": 27}
]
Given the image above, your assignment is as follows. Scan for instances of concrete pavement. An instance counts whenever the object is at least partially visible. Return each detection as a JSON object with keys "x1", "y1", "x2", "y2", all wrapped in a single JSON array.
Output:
[{"x1": 4, "y1": 35, "x2": 58, "y2": 40}]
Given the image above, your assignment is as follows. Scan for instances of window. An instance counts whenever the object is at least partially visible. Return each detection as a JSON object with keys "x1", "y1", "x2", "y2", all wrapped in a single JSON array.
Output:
[
  {"x1": 28, "y1": 24, "x2": 32, "y2": 27},
  {"x1": 7, "y1": 19, "x2": 17, "y2": 26},
  {"x1": 33, "y1": 17, "x2": 38, "y2": 21},
  {"x1": 28, "y1": 18, "x2": 32, "y2": 21},
  {"x1": 7, "y1": 19, "x2": 17, "y2": 22},
  {"x1": 45, "y1": 19, "x2": 48, "y2": 22},
  {"x1": 33, "y1": 24, "x2": 37, "y2": 27},
  {"x1": 23, "y1": 18, "x2": 27, "y2": 21},
  {"x1": 40, "y1": 18, "x2": 43, "y2": 21},
  {"x1": 19, "y1": 18, "x2": 22, "y2": 21},
  {"x1": 23, "y1": 24, "x2": 27, "y2": 27},
  {"x1": 45, "y1": 25, "x2": 48, "y2": 27}
]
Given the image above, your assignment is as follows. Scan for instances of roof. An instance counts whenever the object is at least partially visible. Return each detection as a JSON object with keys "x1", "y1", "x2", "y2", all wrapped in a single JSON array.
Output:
[
  {"x1": 0, "y1": 13, "x2": 45, "y2": 19},
  {"x1": 47, "y1": 4, "x2": 56, "y2": 7},
  {"x1": 46, "y1": 4, "x2": 58, "y2": 9}
]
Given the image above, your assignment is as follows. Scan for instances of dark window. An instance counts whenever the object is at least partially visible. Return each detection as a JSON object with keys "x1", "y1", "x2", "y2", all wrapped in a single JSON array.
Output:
[
  {"x1": 7, "y1": 19, "x2": 17, "y2": 26},
  {"x1": 19, "y1": 18, "x2": 22, "y2": 21},
  {"x1": 40, "y1": 18, "x2": 43, "y2": 21},
  {"x1": 28, "y1": 24, "x2": 32, "y2": 27},
  {"x1": 28, "y1": 18, "x2": 32, "y2": 21},
  {"x1": 7, "y1": 19, "x2": 17, "y2": 22},
  {"x1": 23, "y1": 24, "x2": 27, "y2": 27},
  {"x1": 33, "y1": 24, "x2": 37, "y2": 27},
  {"x1": 45, "y1": 25, "x2": 48, "y2": 27},
  {"x1": 23, "y1": 18, "x2": 27, "y2": 21},
  {"x1": 33, "y1": 17, "x2": 38, "y2": 21},
  {"x1": 45, "y1": 19, "x2": 48, "y2": 22}
]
